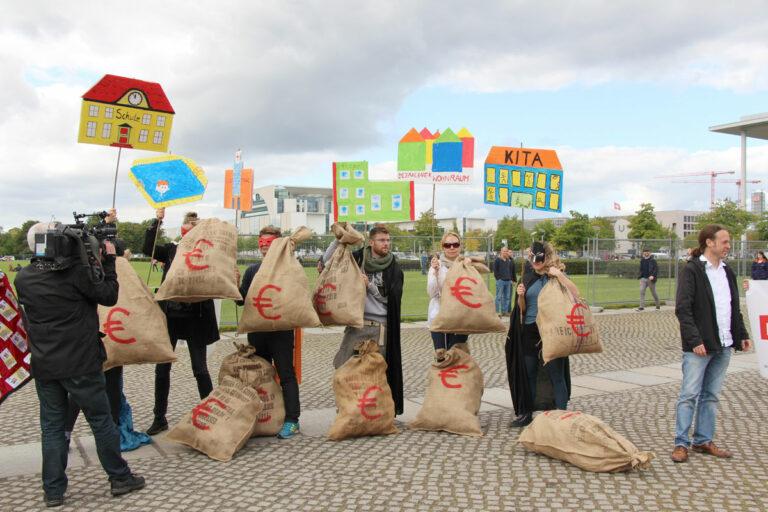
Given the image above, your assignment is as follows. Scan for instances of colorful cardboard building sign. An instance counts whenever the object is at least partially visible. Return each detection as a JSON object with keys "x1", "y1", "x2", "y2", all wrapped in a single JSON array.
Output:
[
  {"x1": 483, "y1": 146, "x2": 563, "y2": 213},
  {"x1": 129, "y1": 155, "x2": 207, "y2": 209},
  {"x1": 396, "y1": 127, "x2": 472, "y2": 184},
  {"x1": 224, "y1": 149, "x2": 254, "y2": 210},
  {"x1": 333, "y1": 161, "x2": 414, "y2": 222},
  {"x1": 78, "y1": 74, "x2": 174, "y2": 152}
]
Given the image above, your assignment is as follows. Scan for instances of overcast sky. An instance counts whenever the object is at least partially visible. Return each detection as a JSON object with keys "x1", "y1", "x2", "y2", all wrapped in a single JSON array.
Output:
[{"x1": 2, "y1": 1, "x2": 768, "y2": 229}]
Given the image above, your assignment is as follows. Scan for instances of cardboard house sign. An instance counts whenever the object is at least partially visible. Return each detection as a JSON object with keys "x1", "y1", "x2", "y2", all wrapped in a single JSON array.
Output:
[{"x1": 483, "y1": 146, "x2": 563, "y2": 213}]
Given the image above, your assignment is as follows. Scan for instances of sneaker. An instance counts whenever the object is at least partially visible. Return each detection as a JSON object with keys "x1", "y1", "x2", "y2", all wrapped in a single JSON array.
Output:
[
  {"x1": 111, "y1": 474, "x2": 146, "y2": 497},
  {"x1": 656, "y1": 306, "x2": 661, "y2": 310},
  {"x1": 509, "y1": 413, "x2": 533, "y2": 427},
  {"x1": 44, "y1": 494, "x2": 64, "y2": 507},
  {"x1": 146, "y1": 418, "x2": 168, "y2": 436},
  {"x1": 277, "y1": 421, "x2": 300, "y2": 439},
  {"x1": 635, "y1": 307, "x2": 644, "y2": 311}
]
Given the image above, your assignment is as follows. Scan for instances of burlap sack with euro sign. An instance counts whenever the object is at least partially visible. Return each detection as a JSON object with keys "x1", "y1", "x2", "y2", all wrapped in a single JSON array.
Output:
[
  {"x1": 238, "y1": 227, "x2": 321, "y2": 333},
  {"x1": 218, "y1": 343, "x2": 285, "y2": 436},
  {"x1": 431, "y1": 257, "x2": 505, "y2": 334},
  {"x1": 518, "y1": 410, "x2": 654, "y2": 472},
  {"x1": 166, "y1": 376, "x2": 263, "y2": 462},
  {"x1": 409, "y1": 344, "x2": 484, "y2": 437},
  {"x1": 313, "y1": 222, "x2": 365, "y2": 328},
  {"x1": 155, "y1": 218, "x2": 241, "y2": 302},
  {"x1": 536, "y1": 279, "x2": 602, "y2": 364},
  {"x1": 98, "y1": 257, "x2": 176, "y2": 370},
  {"x1": 327, "y1": 340, "x2": 398, "y2": 440}
]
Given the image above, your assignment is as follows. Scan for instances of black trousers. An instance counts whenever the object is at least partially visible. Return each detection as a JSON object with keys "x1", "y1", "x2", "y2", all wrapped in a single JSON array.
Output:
[
  {"x1": 246, "y1": 330, "x2": 300, "y2": 423},
  {"x1": 65, "y1": 366, "x2": 123, "y2": 432},
  {"x1": 153, "y1": 334, "x2": 213, "y2": 421}
]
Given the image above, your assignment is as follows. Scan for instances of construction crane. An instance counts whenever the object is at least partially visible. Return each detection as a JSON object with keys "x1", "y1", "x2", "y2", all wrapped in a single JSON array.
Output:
[
  {"x1": 655, "y1": 170, "x2": 735, "y2": 209},
  {"x1": 670, "y1": 178, "x2": 762, "y2": 207}
]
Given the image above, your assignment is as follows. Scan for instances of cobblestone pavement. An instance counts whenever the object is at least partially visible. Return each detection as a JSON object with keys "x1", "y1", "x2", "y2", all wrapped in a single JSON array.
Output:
[{"x1": 1, "y1": 310, "x2": 767, "y2": 511}]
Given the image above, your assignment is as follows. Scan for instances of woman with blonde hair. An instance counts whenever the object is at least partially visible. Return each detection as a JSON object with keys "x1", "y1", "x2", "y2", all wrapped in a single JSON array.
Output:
[
  {"x1": 505, "y1": 241, "x2": 577, "y2": 427},
  {"x1": 427, "y1": 231, "x2": 469, "y2": 351}
]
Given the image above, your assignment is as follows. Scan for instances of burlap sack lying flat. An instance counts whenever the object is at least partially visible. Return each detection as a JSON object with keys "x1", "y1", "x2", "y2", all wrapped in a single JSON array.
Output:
[
  {"x1": 327, "y1": 340, "x2": 398, "y2": 441},
  {"x1": 431, "y1": 257, "x2": 505, "y2": 334},
  {"x1": 218, "y1": 343, "x2": 286, "y2": 436},
  {"x1": 166, "y1": 376, "x2": 263, "y2": 462},
  {"x1": 313, "y1": 222, "x2": 365, "y2": 328},
  {"x1": 536, "y1": 280, "x2": 602, "y2": 364},
  {"x1": 98, "y1": 257, "x2": 176, "y2": 370},
  {"x1": 155, "y1": 218, "x2": 241, "y2": 302},
  {"x1": 518, "y1": 410, "x2": 655, "y2": 472},
  {"x1": 239, "y1": 227, "x2": 321, "y2": 333},
  {"x1": 409, "y1": 345, "x2": 484, "y2": 437}
]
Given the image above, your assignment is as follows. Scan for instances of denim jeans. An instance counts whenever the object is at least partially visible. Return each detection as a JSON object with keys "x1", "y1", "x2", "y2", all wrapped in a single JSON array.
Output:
[
  {"x1": 524, "y1": 355, "x2": 569, "y2": 410},
  {"x1": 430, "y1": 332, "x2": 469, "y2": 351},
  {"x1": 674, "y1": 348, "x2": 732, "y2": 447},
  {"x1": 495, "y1": 279, "x2": 512, "y2": 314},
  {"x1": 35, "y1": 371, "x2": 130, "y2": 497}
]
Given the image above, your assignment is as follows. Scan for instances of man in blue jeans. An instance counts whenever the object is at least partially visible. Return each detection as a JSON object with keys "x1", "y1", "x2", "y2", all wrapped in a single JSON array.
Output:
[
  {"x1": 672, "y1": 224, "x2": 752, "y2": 463},
  {"x1": 493, "y1": 247, "x2": 516, "y2": 316}
]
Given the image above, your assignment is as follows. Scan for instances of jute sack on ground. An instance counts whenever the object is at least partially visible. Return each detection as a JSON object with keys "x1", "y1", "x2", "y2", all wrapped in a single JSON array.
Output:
[
  {"x1": 155, "y1": 218, "x2": 241, "y2": 302},
  {"x1": 239, "y1": 227, "x2": 321, "y2": 333},
  {"x1": 327, "y1": 340, "x2": 398, "y2": 440},
  {"x1": 98, "y1": 257, "x2": 176, "y2": 370},
  {"x1": 313, "y1": 222, "x2": 365, "y2": 328},
  {"x1": 166, "y1": 376, "x2": 263, "y2": 462},
  {"x1": 218, "y1": 343, "x2": 285, "y2": 436},
  {"x1": 518, "y1": 410, "x2": 655, "y2": 472},
  {"x1": 536, "y1": 279, "x2": 602, "y2": 364},
  {"x1": 409, "y1": 344, "x2": 484, "y2": 437},
  {"x1": 431, "y1": 257, "x2": 505, "y2": 334}
]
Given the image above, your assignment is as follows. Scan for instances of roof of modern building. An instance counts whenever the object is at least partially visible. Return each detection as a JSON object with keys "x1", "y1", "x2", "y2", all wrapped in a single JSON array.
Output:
[{"x1": 710, "y1": 112, "x2": 768, "y2": 140}]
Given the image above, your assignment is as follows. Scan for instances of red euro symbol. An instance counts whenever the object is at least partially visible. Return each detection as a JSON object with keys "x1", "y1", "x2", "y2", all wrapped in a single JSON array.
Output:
[
  {"x1": 450, "y1": 276, "x2": 481, "y2": 308},
  {"x1": 760, "y1": 315, "x2": 768, "y2": 341},
  {"x1": 102, "y1": 307, "x2": 136, "y2": 344},
  {"x1": 566, "y1": 303, "x2": 591, "y2": 337},
  {"x1": 313, "y1": 283, "x2": 336, "y2": 316},
  {"x1": 256, "y1": 388, "x2": 272, "y2": 424},
  {"x1": 191, "y1": 397, "x2": 228, "y2": 430},
  {"x1": 357, "y1": 385, "x2": 383, "y2": 421},
  {"x1": 559, "y1": 411, "x2": 581, "y2": 421},
  {"x1": 253, "y1": 284, "x2": 282, "y2": 320},
  {"x1": 438, "y1": 364, "x2": 469, "y2": 389},
  {"x1": 183, "y1": 239, "x2": 213, "y2": 271}
]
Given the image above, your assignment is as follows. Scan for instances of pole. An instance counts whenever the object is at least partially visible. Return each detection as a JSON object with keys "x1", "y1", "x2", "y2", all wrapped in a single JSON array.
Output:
[
  {"x1": 431, "y1": 183, "x2": 436, "y2": 250},
  {"x1": 111, "y1": 147, "x2": 122, "y2": 209},
  {"x1": 740, "y1": 131, "x2": 747, "y2": 210},
  {"x1": 145, "y1": 222, "x2": 160, "y2": 285}
]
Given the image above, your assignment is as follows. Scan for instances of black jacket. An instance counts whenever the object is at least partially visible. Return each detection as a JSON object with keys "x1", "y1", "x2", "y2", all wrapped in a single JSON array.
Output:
[
  {"x1": 144, "y1": 220, "x2": 219, "y2": 344},
  {"x1": 638, "y1": 257, "x2": 658, "y2": 279},
  {"x1": 15, "y1": 257, "x2": 118, "y2": 380},
  {"x1": 493, "y1": 257, "x2": 516, "y2": 281},
  {"x1": 675, "y1": 258, "x2": 749, "y2": 353},
  {"x1": 352, "y1": 248, "x2": 405, "y2": 416}
]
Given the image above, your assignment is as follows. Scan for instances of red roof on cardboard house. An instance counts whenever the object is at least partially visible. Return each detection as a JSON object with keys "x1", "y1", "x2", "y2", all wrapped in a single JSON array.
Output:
[{"x1": 82, "y1": 74, "x2": 175, "y2": 113}]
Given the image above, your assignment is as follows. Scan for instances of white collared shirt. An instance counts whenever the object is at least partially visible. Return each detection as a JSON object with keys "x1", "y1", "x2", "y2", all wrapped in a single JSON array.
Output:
[{"x1": 700, "y1": 255, "x2": 733, "y2": 347}]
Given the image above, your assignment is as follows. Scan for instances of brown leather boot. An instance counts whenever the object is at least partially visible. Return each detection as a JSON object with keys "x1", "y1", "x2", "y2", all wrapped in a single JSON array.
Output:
[
  {"x1": 692, "y1": 442, "x2": 733, "y2": 458},
  {"x1": 670, "y1": 445, "x2": 689, "y2": 463}
]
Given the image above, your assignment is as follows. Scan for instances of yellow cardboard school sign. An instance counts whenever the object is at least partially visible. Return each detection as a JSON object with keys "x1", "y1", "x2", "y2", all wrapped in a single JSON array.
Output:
[{"x1": 78, "y1": 74, "x2": 174, "y2": 153}]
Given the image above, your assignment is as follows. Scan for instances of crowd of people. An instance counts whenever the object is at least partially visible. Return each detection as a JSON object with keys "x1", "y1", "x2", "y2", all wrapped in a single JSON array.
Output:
[{"x1": 12, "y1": 209, "x2": 758, "y2": 507}]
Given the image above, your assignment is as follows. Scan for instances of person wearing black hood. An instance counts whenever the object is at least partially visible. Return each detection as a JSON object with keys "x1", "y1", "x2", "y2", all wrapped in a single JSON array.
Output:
[{"x1": 505, "y1": 241, "x2": 576, "y2": 427}]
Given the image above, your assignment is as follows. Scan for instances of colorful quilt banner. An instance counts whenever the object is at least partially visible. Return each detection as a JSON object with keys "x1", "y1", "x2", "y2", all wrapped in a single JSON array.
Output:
[{"x1": 0, "y1": 271, "x2": 31, "y2": 405}]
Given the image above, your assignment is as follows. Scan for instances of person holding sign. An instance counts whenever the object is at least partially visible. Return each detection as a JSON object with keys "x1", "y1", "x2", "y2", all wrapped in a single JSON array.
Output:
[{"x1": 428, "y1": 232, "x2": 470, "y2": 351}]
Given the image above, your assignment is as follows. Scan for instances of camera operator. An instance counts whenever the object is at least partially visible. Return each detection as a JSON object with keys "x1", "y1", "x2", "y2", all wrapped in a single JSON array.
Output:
[{"x1": 15, "y1": 212, "x2": 145, "y2": 508}]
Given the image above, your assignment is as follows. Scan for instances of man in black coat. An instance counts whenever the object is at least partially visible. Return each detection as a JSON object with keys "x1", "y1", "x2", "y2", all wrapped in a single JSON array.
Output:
[
  {"x1": 671, "y1": 225, "x2": 752, "y2": 463},
  {"x1": 16, "y1": 221, "x2": 144, "y2": 507},
  {"x1": 637, "y1": 249, "x2": 659, "y2": 310},
  {"x1": 143, "y1": 208, "x2": 219, "y2": 435}
]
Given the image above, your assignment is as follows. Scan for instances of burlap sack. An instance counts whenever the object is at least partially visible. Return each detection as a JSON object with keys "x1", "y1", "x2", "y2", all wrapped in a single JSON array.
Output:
[
  {"x1": 409, "y1": 345, "x2": 484, "y2": 436},
  {"x1": 155, "y1": 218, "x2": 241, "y2": 302},
  {"x1": 518, "y1": 410, "x2": 655, "y2": 472},
  {"x1": 431, "y1": 257, "x2": 505, "y2": 334},
  {"x1": 313, "y1": 223, "x2": 365, "y2": 328},
  {"x1": 536, "y1": 279, "x2": 602, "y2": 363},
  {"x1": 166, "y1": 376, "x2": 263, "y2": 462},
  {"x1": 98, "y1": 257, "x2": 176, "y2": 370},
  {"x1": 218, "y1": 343, "x2": 285, "y2": 436},
  {"x1": 238, "y1": 227, "x2": 321, "y2": 333},
  {"x1": 327, "y1": 340, "x2": 398, "y2": 440}
]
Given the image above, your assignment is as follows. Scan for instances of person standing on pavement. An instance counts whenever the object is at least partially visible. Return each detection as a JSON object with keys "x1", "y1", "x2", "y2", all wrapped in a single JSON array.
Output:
[
  {"x1": 143, "y1": 209, "x2": 219, "y2": 436},
  {"x1": 428, "y1": 232, "x2": 471, "y2": 352},
  {"x1": 671, "y1": 225, "x2": 752, "y2": 463},
  {"x1": 751, "y1": 251, "x2": 768, "y2": 280},
  {"x1": 323, "y1": 224, "x2": 405, "y2": 415},
  {"x1": 237, "y1": 226, "x2": 301, "y2": 439},
  {"x1": 16, "y1": 220, "x2": 145, "y2": 507},
  {"x1": 493, "y1": 246, "x2": 516, "y2": 317},
  {"x1": 637, "y1": 248, "x2": 660, "y2": 311}
]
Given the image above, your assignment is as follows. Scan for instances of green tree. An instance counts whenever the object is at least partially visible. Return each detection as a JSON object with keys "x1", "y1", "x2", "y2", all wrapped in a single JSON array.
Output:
[
  {"x1": 628, "y1": 203, "x2": 672, "y2": 239},
  {"x1": 414, "y1": 209, "x2": 443, "y2": 238},
  {"x1": 530, "y1": 220, "x2": 557, "y2": 242},
  {"x1": 753, "y1": 211, "x2": 768, "y2": 240},
  {"x1": 591, "y1": 216, "x2": 616, "y2": 251},
  {"x1": 695, "y1": 200, "x2": 755, "y2": 239},
  {"x1": 552, "y1": 211, "x2": 595, "y2": 253},
  {"x1": 494, "y1": 215, "x2": 529, "y2": 250}
]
